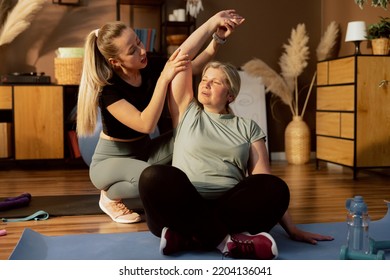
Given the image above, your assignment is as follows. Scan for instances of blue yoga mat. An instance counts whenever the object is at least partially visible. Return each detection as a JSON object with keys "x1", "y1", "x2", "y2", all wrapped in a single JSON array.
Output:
[{"x1": 9, "y1": 212, "x2": 390, "y2": 260}]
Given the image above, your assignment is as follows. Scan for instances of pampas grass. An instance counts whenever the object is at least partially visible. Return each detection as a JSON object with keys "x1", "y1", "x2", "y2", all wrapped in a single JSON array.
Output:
[
  {"x1": 279, "y1": 23, "x2": 310, "y2": 116},
  {"x1": 242, "y1": 21, "x2": 340, "y2": 118},
  {"x1": 0, "y1": 0, "x2": 16, "y2": 28},
  {"x1": 316, "y1": 21, "x2": 339, "y2": 61},
  {"x1": 0, "y1": 0, "x2": 46, "y2": 46},
  {"x1": 279, "y1": 23, "x2": 309, "y2": 82}
]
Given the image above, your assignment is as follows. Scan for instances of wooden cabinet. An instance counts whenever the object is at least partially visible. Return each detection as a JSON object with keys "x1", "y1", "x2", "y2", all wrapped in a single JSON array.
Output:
[
  {"x1": 0, "y1": 86, "x2": 13, "y2": 158},
  {"x1": 316, "y1": 55, "x2": 390, "y2": 178},
  {"x1": 14, "y1": 86, "x2": 64, "y2": 160},
  {"x1": 0, "y1": 85, "x2": 79, "y2": 161}
]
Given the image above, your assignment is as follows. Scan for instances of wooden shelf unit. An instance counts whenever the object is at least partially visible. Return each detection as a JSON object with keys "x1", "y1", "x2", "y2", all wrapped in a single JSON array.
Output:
[
  {"x1": 116, "y1": 0, "x2": 195, "y2": 55},
  {"x1": 116, "y1": 0, "x2": 164, "y2": 21},
  {"x1": 316, "y1": 55, "x2": 390, "y2": 178}
]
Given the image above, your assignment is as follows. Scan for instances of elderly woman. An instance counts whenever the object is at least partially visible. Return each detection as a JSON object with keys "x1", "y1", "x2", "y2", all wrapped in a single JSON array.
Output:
[{"x1": 138, "y1": 23, "x2": 333, "y2": 259}]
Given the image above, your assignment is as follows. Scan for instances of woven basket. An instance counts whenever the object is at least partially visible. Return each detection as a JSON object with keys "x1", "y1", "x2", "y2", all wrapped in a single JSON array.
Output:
[
  {"x1": 54, "y1": 57, "x2": 83, "y2": 85},
  {"x1": 285, "y1": 116, "x2": 310, "y2": 164},
  {"x1": 166, "y1": 34, "x2": 188, "y2": 45},
  {"x1": 371, "y1": 38, "x2": 390, "y2": 55}
]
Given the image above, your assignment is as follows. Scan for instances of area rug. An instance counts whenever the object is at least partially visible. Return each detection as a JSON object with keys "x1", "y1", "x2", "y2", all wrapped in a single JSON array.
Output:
[
  {"x1": 9, "y1": 213, "x2": 390, "y2": 260},
  {"x1": 0, "y1": 195, "x2": 143, "y2": 219}
]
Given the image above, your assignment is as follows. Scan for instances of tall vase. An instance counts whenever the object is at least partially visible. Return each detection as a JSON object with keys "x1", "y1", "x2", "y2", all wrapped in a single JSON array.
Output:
[{"x1": 284, "y1": 116, "x2": 310, "y2": 164}]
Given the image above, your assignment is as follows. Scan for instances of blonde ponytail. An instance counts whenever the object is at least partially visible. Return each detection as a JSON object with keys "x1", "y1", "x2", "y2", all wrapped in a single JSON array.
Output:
[{"x1": 76, "y1": 22, "x2": 128, "y2": 136}]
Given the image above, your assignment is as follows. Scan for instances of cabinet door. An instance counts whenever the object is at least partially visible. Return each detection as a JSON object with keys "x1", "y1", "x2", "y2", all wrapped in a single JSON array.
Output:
[
  {"x1": 316, "y1": 136, "x2": 354, "y2": 166},
  {"x1": 0, "y1": 86, "x2": 12, "y2": 109},
  {"x1": 316, "y1": 61, "x2": 328, "y2": 85},
  {"x1": 14, "y1": 86, "x2": 64, "y2": 159},
  {"x1": 316, "y1": 112, "x2": 340, "y2": 137},
  {"x1": 317, "y1": 85, "x2": 355, "y2": 111},
  {"x1": 356, "y1": 57, "x2": 390, "y2": 167},
  {"x1": 328, "y1": 56, "x2": 355, "y2": 84}
]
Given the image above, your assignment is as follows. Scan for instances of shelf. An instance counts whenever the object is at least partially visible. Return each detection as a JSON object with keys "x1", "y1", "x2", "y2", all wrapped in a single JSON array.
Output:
[
  {"x1": 161, "y1": 20, "x2": 196, "y2": 27},
  {"x1": 116, "y1": 0, "x2": 164, "y2": 21},
  {"x1": 118, "y1": 0, "x2": 164, "y2": 6},
  {"x1": 116, "y1": 0, "x2": 195, "y2": 55}
]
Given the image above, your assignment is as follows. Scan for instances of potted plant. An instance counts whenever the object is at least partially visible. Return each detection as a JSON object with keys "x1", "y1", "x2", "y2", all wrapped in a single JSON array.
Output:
[{"x1": 366, "y1": 17, "x2": 390, "y2": 55}]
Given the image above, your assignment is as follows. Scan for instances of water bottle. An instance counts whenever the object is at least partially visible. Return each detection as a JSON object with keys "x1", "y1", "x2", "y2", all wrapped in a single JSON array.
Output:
[{"x1": 345, "y1": 195, "x2": 370, "y2": 254}]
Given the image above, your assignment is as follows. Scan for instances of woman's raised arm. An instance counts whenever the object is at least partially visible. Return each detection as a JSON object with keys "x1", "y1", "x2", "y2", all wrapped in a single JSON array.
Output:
[{"x1": 168, "y1": 10, "x2": 245, "y2": 128}]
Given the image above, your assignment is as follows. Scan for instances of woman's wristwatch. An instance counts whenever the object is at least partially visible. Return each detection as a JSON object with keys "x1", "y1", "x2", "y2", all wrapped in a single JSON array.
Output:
[{"x1": 212, "y1": 32, "x2": 226, "y2": 45}]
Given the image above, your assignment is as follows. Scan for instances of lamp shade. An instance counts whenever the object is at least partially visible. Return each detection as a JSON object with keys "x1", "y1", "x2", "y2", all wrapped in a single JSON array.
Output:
[{"x1": 345, "y1": 21, "x2": 367, "y2": 42}]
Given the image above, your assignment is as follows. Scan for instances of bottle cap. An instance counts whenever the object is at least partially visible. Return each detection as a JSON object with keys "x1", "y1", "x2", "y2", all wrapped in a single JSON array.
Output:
[{"x1": 346, "y1": 195, "x2": 368, "y2": 215}]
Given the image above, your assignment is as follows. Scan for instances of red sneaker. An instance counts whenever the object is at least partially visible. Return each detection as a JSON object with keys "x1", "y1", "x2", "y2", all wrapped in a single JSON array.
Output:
[
  {"x1": 160, "y1": 227, "x2": 198, "y2": 255},
  {"x1": 226, "y1": 232, "x2": 278, "y2": 260}
]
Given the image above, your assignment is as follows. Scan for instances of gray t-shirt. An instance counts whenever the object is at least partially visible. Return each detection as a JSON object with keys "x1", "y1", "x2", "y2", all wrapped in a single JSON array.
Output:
[{"x1": 172, "y1": 100, "x2": 266, "y2": 199}]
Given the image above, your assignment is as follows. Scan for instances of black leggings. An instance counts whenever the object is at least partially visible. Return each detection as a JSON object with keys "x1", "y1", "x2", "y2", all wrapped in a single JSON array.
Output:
[{"x1": 139, "y1": 165, "x2": 290, "y2": 249}]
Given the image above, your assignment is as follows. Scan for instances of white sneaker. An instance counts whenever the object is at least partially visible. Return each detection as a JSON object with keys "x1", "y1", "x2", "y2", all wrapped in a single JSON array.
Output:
[{"x1": 99, "y1": 191, "x2": 141, "y2": 224}]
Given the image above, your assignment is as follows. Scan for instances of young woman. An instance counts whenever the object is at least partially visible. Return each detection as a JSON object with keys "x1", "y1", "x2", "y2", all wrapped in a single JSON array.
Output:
[
  {"x1": 76, "y1": 11, "x2": 244, "y2": 224},
  {"x1": 138, "y1": 61, "x2": 334, "y2": 258}
]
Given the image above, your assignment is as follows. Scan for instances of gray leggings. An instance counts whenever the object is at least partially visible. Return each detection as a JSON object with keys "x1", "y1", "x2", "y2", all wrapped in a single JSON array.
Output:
[{"x1": 90, "y1": 131, "x2": 173, "y2": 200}]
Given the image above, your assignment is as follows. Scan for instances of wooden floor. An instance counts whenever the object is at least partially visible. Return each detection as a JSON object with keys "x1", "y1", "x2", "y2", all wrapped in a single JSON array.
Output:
[{"x1": 0, "y1": 160, "x2": 389, "y2": 260}]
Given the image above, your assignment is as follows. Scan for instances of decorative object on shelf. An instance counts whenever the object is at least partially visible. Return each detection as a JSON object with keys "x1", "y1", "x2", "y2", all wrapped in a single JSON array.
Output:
[
  {"x1": 366, "y1": 17, "x2": 390, "y2": 55},
  {"x1": 186, "y1": 0, "x2": 203, "y2": 18},
  {"x1": 0, "y1": 0, "x2": 46, "y2": 46},
  {"x1": 371, "y1": 37, "x2": 390, "y2": 54},
  {"x1": 174, "y1": 9, "x2": 186, "y2": 22},
  {"x1": 54, "y1": 47, "x2": 84, "y2": 85},
  {"x1": 168, "y1": 9, "x2": 186, "y2": 22},
  {"x1": 166, "y1": 34, "x2": 188, "y2": 55},
  {"x1": 345, "y1": 21, "x2": 367, "y2": 54},
  {"x1": 166, "y1": 34, "x2": 188, "y2": 45},
  {"x1": 354, "y1": 0, "x2": 389, "y2": 9},
  {"x1": 242, "y1": 22, "x2": 340, "y2": 164}
]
